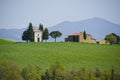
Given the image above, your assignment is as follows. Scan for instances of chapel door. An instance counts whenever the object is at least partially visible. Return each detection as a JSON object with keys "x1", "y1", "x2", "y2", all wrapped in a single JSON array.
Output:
[{"x1": 37, "y1": 38, "x2": 40, "y2": 42}]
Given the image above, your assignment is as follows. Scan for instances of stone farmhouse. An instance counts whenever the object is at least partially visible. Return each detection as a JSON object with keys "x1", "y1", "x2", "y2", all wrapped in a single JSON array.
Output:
[
  {"x1": 33, "y1": 28, "x2": 42, "y2": 42},
  {"x1": 99, "y1": 40, "x2": 110, "y2": 44},
  {"x1": 65, "y1": 32, "x2": 96, "y2": 43}
]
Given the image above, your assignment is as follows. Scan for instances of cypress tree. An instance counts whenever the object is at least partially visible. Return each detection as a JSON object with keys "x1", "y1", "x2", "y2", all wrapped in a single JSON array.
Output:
[
  {"x1": 39, "y1": 24, "x2": 43, "y2": 31},
  {"x1": 83, "y1": 30, "x2": 86, "y2": 40},
  {"x1": 43, "y1": 28, "x2": 49, "y2": 42},
  {"x1": 39, "y1": 24, "x2": 44, "y2": 41},
  {"x1": 22, "y1": 30, "x2": 28, "y2": 42},
  {"x1": 22, "y1": 23, "x2": 34, "y2": 42},
  {"x1": 27, "y1": 23, "x2": 34, "y2": 42}
]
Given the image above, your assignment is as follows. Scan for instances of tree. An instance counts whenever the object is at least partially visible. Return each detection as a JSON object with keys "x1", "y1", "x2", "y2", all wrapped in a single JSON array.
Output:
[
  {"x1": 105, "y1": 33, "x2": 117, "y2": 44},
  {"x1": 83, "y1": 30, "x2": 86, "y2": 40},
  {"x1": 43, "y1": 28, "x2": 49, "y2": 42},
  {"x1": 49, "y1": 31, "x2": 62, "y2": 42},
  {"x1": 22, "y1": 30, "x2": 28, "y2": 42},
  {"x1": 111, "y1": 33, "x2": 120, "y2": 43},
  {"x1": 39, "y1": 24, "x2": 44, "y2": 42},
  {"x1": 22, "y1": 23, "x2": 34, "y2": 42},
  {"x1": 27, "y1": 23, "x2": 34, "y2": 42},
  {"x1": 39, "y1": 24, "x2": 44, "y2": 31}
]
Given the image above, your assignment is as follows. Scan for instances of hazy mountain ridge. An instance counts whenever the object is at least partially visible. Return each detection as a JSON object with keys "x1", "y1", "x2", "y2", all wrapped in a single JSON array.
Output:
[
  {"x1": 48, "y1": 17, "x2": 120, "y2": 41},
  {"x1": 0, "y1": 28, "x2": 25, "y2": 41},
  {"x1": 0, "y1": 17, "x2": 120, "y2": 42}
]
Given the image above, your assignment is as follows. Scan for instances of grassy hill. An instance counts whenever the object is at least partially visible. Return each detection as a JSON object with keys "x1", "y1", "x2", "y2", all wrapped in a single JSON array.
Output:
[
  {"x1": 0, "y1": 38, "x2": 14, "y2": 44},
  {"x1": 0, "y1": 42, "x2": 120, "y2": 72}
]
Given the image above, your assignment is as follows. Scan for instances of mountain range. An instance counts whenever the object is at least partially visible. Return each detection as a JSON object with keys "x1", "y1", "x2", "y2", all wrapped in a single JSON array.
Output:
[{"x1": 0, "y1": 17, "x2": 120, "y2": 42}]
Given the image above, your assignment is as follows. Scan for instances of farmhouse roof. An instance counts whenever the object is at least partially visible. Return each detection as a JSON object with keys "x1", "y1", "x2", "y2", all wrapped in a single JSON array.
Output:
[
  {"x1": 68, "y1": 32, "x2": 83, "y2": 36},
  {"x1": 68, "y1": 32, "x2": 96, "y2": 40}
]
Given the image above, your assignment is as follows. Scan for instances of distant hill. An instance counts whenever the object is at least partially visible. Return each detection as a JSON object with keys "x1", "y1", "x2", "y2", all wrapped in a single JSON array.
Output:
[
  {"x1": 48, "y1": 17, "x2": 120, "y2": 41},
  {"x1": 0, "y1": 17, "x2": 120, "y2": 42},
  {"x1": 0, "y1": 28, "x2": 25, "y2": 42},
  {"x1": 0, "y1": 38, "x2": 14, "y2": 44}
]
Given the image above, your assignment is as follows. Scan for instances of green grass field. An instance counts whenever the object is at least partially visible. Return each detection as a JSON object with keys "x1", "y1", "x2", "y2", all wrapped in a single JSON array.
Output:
[
  {"x1": 0, "y1": 41, "x2": 120, "y2": 72},
  {"x1": 0, "y1": 38, "x2": 14, "y2": 44}
]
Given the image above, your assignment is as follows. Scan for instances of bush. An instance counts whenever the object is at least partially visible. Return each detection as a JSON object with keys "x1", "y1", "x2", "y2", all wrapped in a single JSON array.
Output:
[
  {"x1": 21, "y1": 65, "x2": 41, "y2": 80},
  {"x1": 0, "y1": 62, "x2": 23, "y2": 80},
  {"x1": 48, "y1": 61, "x2": 66, "y2": 80},
  {"x1": 0, "y1": 62, "x2": 120, "y2": 80}
]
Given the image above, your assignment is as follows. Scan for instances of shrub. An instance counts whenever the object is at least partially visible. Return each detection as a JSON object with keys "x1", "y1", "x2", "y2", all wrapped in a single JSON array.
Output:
[
  {"x1": 0, "y1": 62, "x2": 23, "y2": 80},
  {"x1": 22, "y1": 65, "x2": 41, "y2": 80},
  {"x1": 47, "y1": 61, "x2": 66, "y2": 80}
]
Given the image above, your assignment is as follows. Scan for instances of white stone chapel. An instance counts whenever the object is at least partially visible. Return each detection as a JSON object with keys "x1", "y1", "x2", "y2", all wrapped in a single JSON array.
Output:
[{"x1": 33, "y1": 29, "x2": 42, "y2": 42}]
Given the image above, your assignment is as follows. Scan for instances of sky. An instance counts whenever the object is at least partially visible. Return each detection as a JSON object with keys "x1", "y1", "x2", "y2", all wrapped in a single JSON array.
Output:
[{"x1": 0, "y1": 0, "x2": 120, "y2": 29}]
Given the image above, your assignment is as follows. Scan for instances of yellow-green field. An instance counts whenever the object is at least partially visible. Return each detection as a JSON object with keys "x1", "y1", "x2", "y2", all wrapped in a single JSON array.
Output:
[{"x1": 0, "y1": 41, "x2": 120, "y2": 72}]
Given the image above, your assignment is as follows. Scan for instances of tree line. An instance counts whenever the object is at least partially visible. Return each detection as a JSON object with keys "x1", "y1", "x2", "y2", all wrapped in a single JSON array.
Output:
[
  {"x1": 83, "y1": 30, "x2": 120, "y2": 44},
  {"x1": 22, "y1": 23, "x2": 62, "y2": 42},
  {"x1": 0, "y1": 61, "x2": 120, "y2": 80},
  {"x1": 82, "y1": 30, "x2": 120, "y2": 44},
  {"x1": 105, "y1": 33, "x2": 120, "y2": 44},
  {"x1": 22, "y1": 23, "x2": 120, "y2": 44}
]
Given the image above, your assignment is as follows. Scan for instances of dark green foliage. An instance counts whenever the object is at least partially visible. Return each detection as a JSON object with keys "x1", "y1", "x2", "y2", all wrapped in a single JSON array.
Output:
[
  {"x1": 49, "y1": 31, "x2": 62, "y2": 42},
  {"x1": 39, "y1": 24, "x2": 44, "y2": 31},
  {"x1": 42, "y1": 69, "x2": 49, "y2": 80},
  {"x1": 22, "y1": 30, "x2": 28, "y2": 42},
  {"x1": 43, "y1": 28, "x2": 49, "y2": 42},
  {"x1": 109, "y1": 68, "x2": 120, "y2": 80},
  {"x1": 39, "y1": 24, "x2": 44, "y2": 42},
  {"x1": 64, "y1": 68, "x2": 120, "y2": 80},
  {"x1": 0, "y1": 62, "x2": 23, "y2": 80},
  {"x1": 111, "y1": 68, "x2": 115, "y2": 80},
  {"x1": 22, "y1": 23, "x2": 34, "y2": 42},
  {"x1": 111, "y1": 33, "x2": 120, "y2": 43},
  {"x1": 83, "y1": 30, "x2": 87, "y2": 40},
  {"x1": 65, "y1": 68, "x2": 89, "y2": 80},
  {"x1": 27, "y1": 23, "x2": 34, "y2": 42},
  {"x1": 39, "y1": 24, "x2": 49, "y2": 42},
  {"x1": 94, "y1": 68, "x2": 102, "y2": 78},
  {"x1": 105, "y1": 33, "x2": 120, "y2": 44}
]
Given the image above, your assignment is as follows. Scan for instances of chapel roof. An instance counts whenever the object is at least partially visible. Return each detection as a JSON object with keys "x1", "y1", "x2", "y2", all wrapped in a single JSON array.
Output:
[{"x1": 33, "y1": 27, "x2": 42, "y2": 32}]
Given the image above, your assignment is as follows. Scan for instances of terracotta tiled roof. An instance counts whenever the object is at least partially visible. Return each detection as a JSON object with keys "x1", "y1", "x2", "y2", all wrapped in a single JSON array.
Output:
[{"x1": 68, "y1": 32, "x2": 83, "y2": 36}]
